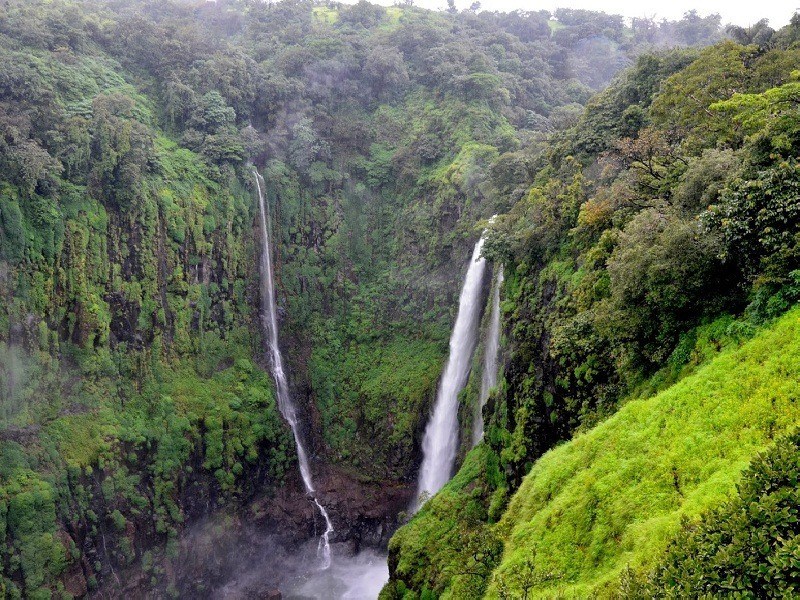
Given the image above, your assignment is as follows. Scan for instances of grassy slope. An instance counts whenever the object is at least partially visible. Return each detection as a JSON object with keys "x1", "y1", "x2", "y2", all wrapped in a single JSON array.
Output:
[
  {"x1": 487, "y1": 306, "x2": 800, "y2": 598},
  {"x1": 386, "y1": 444, "x2": 501, "y2": 597}
]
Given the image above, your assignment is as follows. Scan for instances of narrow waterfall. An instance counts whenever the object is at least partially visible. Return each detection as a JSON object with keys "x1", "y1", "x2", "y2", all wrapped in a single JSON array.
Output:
[
  {"x1": 415, "y1": 236, "x2": 488, "y2": 507},
  {"x1": 254, "y1": 171, "x2": 333, "y2": 569},
  {"x1": 472, "y1": 266, "x2": 503, "y2": 447}
]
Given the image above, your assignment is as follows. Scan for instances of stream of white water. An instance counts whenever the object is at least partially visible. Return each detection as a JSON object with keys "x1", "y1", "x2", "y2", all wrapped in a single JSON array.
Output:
[
  {"x1": 472, "y1": 266, "x2": 503, "y2": 446},
  {"x1": 415, "y1": 236, "x2": 488, "y2": 507},
  {"x1": 255, "y1": 170, "x2": 333, "y2": 569}
]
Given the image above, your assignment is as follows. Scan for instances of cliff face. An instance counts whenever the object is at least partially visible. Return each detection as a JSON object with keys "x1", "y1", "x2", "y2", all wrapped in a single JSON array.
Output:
[
  {"x1": 0, "y1": 4, "x2": 464, "y2": 593},
  {"x1": 0, "y1": 1, "x2": 720, "y2": 595},
  {"x1": 0, "y1": 15, "x2": 314, "y2": 594}
]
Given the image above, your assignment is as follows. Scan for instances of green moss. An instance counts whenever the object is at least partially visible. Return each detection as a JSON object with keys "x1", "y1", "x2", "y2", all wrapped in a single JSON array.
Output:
[{"x1": 310, "y1": 333, "x2": 446, "y2": 479}]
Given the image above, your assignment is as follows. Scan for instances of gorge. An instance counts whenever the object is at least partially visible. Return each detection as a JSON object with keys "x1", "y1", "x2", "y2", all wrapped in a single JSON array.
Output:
[{"x1": 0, "y1": 1, "x2": 799, "y2": 599}]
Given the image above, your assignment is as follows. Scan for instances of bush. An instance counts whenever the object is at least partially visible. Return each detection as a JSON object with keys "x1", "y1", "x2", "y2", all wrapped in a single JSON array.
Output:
[{"x1": 629, "y1": 430, "x2": 800, "y2": 598}]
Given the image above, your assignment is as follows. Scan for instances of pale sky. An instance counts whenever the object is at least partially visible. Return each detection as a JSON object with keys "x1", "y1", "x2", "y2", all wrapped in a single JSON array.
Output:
[{"x1": 348, "y1": 0, "x2": 798, "y2": 28}]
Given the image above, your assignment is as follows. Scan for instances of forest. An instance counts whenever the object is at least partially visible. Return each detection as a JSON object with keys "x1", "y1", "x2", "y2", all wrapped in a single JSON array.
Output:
[{"x1": 0, "y1": 0, "x2": 797, "y2": 598}]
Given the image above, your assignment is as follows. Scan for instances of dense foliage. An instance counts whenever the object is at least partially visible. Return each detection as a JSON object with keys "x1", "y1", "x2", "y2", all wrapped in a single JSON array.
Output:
[
  {"x1": 0, "y1": 0, "x2": 793, "y2": 596},
  {"x1": 386, "y1": 19, "x2": 800, "y2": 599},
  {"x1": 0, "y1": 0, "x2": 711, "y2": 500},
  {"x1": 624, "y1": 428, "x2": 800, "y2": 598},
  {"x1": 484, "y1": 39, "x2": 800, "y2": 492},
  {"x1": 0, "y1": 3, "x2": 299, "y2": 591},
  {"x1": 233, "y1": 0, "x2": 721, "y2": 478}
]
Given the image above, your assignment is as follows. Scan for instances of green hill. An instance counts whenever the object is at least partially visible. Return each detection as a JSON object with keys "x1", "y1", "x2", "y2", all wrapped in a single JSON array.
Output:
[
  {"x1": 488, "y1": 307, "x2": 800, "y2": 597},
  {"x1": 385, "y1": 28, "x2": 800, "y2": 598},
  {"x1": 385, "y1": 307, "x2": 800, "y2": 598}
]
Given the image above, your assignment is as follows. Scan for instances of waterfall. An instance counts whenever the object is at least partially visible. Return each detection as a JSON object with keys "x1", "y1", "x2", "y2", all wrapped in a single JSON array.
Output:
[
  {"x1": 472, "y1": 266, "x2": 503, "y2": 447},
  {"x1": 415, "y1": 236, "x2": 488, "y2": 507},
  {"x1": 253, "y1": 170, "x2": 333, "y2": 570}
]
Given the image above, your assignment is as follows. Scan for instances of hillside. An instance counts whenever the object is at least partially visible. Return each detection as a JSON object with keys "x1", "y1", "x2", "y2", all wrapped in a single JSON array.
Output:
[
  {"x1": 384, "y1": 19, "x2": 800, "y2": 600},
  {"x1": 0, "y1": 0, "x2": 797, "y2": 597},
  {"x1": 491, "y1": 307, "x2": 800, "y2": 597},
  {"x1": 0, "y1": 0, "x2": 708, "y2": 490},
  {"x1": 385, "y1": 308, "x2": 800, "y2": 598}
]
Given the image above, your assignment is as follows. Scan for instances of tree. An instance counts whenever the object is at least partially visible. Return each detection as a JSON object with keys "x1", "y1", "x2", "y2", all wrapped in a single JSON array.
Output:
[
  {"x1": 613, "y1": 127, "x2": 683, "y2": 202},
  {"x1": 602, "y1": 209, "x2": 732, "y2": 366},
  {"x1": 726, "y1": 19, "x2": 774, "y2": 48},
  {"x1": 339, "y1": 0, "x2": 387, "y2": 28},
  {"x1": 649, "y1": 41, "x2": 751, "y2": 147},
  {"x1": 364, "y1": 45, "x2": 409, "y2": 99},
  {"x1": 89, "y1": 93, "x2": 152, "y2": 208},
  {"x1": 710, "y1": 79, "x2": 800, "y2": 159},
  {"x1": 288, "y1": 117, "x2": 326, "y2": 172},
  {"x1": 0, "y1": 110, "x2": 62, "y2": 196},
  {"x1": 670, "y1": 10, "x2": 722, "y2": 46},
  {"x1": 187, "y1": 91, "x2": 236, "y2": 134},
  {"x1": 705, "y1": 159, "x2": 800, "y2": 285},
  {"x1": 496, "y1": 553, "x2": 562, "y2": 600},
  {"x1": 190, "y1": 49, "x2": 256, "y2": 121},
  {"x1": 672, "y1": 148, "x2": 741, "y2": 213}
]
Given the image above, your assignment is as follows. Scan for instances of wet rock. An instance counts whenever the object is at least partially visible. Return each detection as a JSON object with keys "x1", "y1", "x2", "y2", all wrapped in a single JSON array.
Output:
[{"x1": 311, "y1": 465, "x2": 415, "y2": 549}]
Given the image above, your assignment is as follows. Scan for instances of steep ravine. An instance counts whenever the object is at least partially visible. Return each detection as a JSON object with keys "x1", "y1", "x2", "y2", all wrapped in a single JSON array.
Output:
[
  {"x1": 0, "y1": 2, "x2": 742, "y2": 597},
  {"x1": 91, "y1": 183, "x2": 457, "y2": 598}
]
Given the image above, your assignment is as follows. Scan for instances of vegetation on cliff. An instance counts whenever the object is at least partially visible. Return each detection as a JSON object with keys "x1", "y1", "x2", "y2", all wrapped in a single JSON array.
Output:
[
  {"x1": 384, "y1": 19, "x2": 800, "y2": 599},
  {"x1": 386, "y1": 308, "x2": 800, "y2": 598},
  {"x1": 0, "y1": 6, "x2": 297, "y2": 592},
  {"x1": 0, "y1": 0, "x2": 795, "y2": 596}
]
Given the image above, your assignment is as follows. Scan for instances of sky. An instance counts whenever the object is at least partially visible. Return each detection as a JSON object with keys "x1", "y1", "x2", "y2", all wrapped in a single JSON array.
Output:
[{"x1": 345, "y1": 0, "x2": 798, "y2": 28}]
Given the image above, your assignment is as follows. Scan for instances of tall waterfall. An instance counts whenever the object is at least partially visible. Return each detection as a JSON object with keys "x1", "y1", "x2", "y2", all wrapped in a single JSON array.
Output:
[
  {"x1": 254, "y1": 171, "x2": 333, "y2": 569},
  {"x1": 415, "y1": 236, "x2": 488, "y2": 506},
  {"x1": 472, "y1": 266, "x2": 503, "y2": 447}
]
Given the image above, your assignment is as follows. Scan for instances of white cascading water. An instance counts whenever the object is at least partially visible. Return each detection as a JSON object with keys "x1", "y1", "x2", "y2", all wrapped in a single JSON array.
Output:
[
  {"x1": 254, "y1": 171, "x2": 333, "y2": 570},
  {"x1": 415, "y1": 236, "x2": 488, "y2": 507},
  {"x1": 472, "y1": 266, "x2": 503, "y2": 447}
]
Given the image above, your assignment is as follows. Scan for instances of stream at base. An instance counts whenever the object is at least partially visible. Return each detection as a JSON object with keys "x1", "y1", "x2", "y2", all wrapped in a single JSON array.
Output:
[{"x1": 284, "y1": 548, "x2": 388, "y2": 600}]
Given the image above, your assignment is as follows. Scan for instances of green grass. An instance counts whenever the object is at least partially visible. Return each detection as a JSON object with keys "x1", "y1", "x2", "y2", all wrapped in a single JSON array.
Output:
[
  {"x1": 486, "y1": 306, "x2": 800, "y2": 598},
  {"x1": 383, "y1": 307, "x2": 800, "y2": 598},
  {"x1": 385, "y1": 445, "x2": 505, "y2": 599}
]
